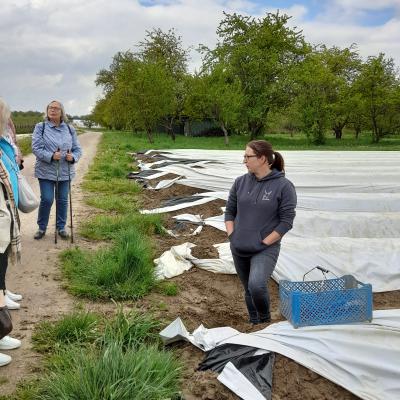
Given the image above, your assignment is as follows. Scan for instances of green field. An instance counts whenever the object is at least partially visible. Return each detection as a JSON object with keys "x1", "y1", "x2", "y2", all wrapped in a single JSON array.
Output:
[{"x1": 96, "y1": 129, "x2": 400, "y2": 151}]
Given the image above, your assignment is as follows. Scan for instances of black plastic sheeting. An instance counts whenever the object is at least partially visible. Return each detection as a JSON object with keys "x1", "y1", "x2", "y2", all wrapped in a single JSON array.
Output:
[
  {"x1": 161, "y1": 195, "x2": 206, "y2": 207},
  {"x1": 198, "y1": 344, "x2": 275, "y2": 400},
  {"x1": 126, "y1": 170, "x2": 163, "y2": 179}
]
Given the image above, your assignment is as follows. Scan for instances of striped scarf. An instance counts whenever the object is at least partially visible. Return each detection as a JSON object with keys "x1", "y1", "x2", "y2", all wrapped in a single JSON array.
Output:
[{"x1": 0, "y1": 158, "x2": 21, "y2": 264}]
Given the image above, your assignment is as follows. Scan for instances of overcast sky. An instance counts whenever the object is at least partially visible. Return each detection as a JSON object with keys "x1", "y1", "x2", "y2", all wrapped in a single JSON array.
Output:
[{"x1": 1, "y1": 0, "x2": 399, "y2": 115}]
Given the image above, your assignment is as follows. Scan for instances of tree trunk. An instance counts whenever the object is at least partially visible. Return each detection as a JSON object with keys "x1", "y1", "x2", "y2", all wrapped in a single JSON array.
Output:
[
  {"x1": 354, "y1": 126, "x2": 361, "y2": 139},
  {"x1": 371, "y1": 116, "x2": 379, "y2": 142},
  {"x1": 333, "y1": 126, "x2": 343, "y2": 139},
  {"x1": 146, "y1": 128, "x2": 154, "y2": 144},
  {"x1": 167, "y1": 126, "x2": 176, "y2": 141},
  {"x1": 248, "y1": 120, "x2": 263, "y2": 140},
  {"x1": 166, "y1": 117, "x2": 176, "y2": 141},
  {"x1": 220, "y1": 121, "x2": 229, "y2": 146},
  {"x1": 333, "y1": 119, "x2": 347, "y2": 139}
]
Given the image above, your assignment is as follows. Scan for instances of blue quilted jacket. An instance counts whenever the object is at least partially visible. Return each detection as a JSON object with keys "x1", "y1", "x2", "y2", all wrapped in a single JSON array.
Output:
[{"x1": 32, "y1": 120, "x2": 82, "y2": 181}]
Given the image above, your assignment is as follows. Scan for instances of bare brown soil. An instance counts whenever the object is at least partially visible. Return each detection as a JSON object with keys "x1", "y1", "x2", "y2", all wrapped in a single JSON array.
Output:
[
  {"x1": 136, "y1": 174, "x2": 400, "y2": 400},
  {"x1": 2, "y1": 141, "x2": 399, "y2": 400}
]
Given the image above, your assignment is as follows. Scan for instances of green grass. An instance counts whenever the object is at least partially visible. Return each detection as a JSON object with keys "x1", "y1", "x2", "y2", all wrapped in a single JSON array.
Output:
[
  {"x1": 85, "y1": 194, "x2": 139, "y2": 214},
  {"x1": 4, "y1": 309, "x2": 181, "y2": 400},
  {"x1": 82, "y1": 178, "x2": 141, "y2": 195},
  {"x1": 98, "y1": 129, "x2": 400, "y2": 151},
  {"x1": 61, "y1": 227, "x2": 156, "y2": 300},
  {"x1": 101, "y1": 309, "x2": 162, "y2": 349},
  {"x1": 79, "y1": 213, "x2": 165, "y2": 241},
  {"x1": 32, "y1": 311, "x2": 100, "y2": 354},
  {"x1": 36, "y1": 343, "x2": 181, "y2": 400},
  {"x1": 18, "y1": 137, "x2": 32, "y2": 156},
  {"x1": 156, "y1": 281, "x2": 180, "y2": 296}
]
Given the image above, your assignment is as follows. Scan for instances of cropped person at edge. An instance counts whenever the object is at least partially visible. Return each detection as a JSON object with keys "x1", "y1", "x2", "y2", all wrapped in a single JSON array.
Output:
[{"x1": 0, "y1": 97, "x2": 22, "y2": 366}]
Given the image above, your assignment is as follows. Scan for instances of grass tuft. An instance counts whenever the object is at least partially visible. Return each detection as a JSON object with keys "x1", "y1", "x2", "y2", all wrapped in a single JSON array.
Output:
[
  {"x1": 156, "y1": 281, "x2": 180, "y2": 296},
  {"x1": 82, "y1": 178, "x2": 141, "y2": 195},
  {"x1": 32, "y1": 310, "x2": 99, "y2": 354},
  {"x1": 79, "y1": 213, "x2": 165, "y2": 241},
  {"x1": 85, "y1": 194, "x2": 138, "y2": 214},
  {"x1": 37, "y1": 343, "x2": 181, "y2": 400},
  {"x1": 101, "y1": 308, "x2": 162, "y2": 350},
  {"x1": 61, "y1": 227, "x2": 156, "y2": 300}
]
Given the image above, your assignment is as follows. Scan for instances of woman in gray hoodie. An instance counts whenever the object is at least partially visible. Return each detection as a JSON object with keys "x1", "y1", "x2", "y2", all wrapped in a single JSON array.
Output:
[{"x1": 225, "y1": 140, "x2": 297, "y2": 324}]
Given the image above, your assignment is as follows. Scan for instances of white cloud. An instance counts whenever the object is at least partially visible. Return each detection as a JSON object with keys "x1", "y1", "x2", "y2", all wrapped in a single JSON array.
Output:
[
  {"x1": 0, "y1": 0, "x2": 399, "y2": 114},
  {"x1": 333, "y1": 0, "x2": 400, "y2": 11}
]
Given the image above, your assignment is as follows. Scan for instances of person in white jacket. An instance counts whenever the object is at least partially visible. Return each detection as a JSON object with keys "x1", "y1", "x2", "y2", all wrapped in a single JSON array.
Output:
[{"x1": 0, "y1": 98, "x2": 22, "y2": 367}]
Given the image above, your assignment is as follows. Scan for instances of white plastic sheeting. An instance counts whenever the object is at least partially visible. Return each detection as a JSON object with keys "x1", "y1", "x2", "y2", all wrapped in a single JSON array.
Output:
[
  {"x1": 160, "y1": 309, "x2": 400, "y2": 400},
  {"x1": 139, "y1": 150, "x2": 400, "y2": 292},
  {"x1": 154, "y1": 240, "x2": 400, "y2": 292},
  {"x1": 141, "y1": 195, "x2": 218, "y2": 214},
  {"x1": 154, "y1": 243, "x2": 235, "y2": 279},
  {"x1": 173, "y1": 209, "x2": 400, "y2": 238}
]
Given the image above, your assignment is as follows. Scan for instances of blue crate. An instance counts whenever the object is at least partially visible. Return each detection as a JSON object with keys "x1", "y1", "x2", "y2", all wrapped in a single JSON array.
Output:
[{"x1": 279, "y1": 274, "x2": 373, "y2": 328}]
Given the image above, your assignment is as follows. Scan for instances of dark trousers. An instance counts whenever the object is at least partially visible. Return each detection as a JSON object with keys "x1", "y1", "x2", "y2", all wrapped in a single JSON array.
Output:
[
  {"x1": 0, "y1": 246, "x2": 10, "y2": 291},
  {"x1": 232, "y1": 245, "x2": 280, "y2": 323},
  {"x1": 37, "y1": 179, "x2": 69, "y2": 231}
]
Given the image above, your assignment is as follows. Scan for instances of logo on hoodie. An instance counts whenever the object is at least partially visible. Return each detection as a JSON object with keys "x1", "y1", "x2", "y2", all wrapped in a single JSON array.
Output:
[{"x1": 262, "y1": 190, "x2": 272, "y2": 201}]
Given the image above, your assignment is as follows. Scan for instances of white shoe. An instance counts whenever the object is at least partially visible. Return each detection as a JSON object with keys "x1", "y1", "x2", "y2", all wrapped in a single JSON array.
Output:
[
  {"x1": 6, "y1": 290, "x2": 22, "y2": 302},
  {"x1": 0, "y1": 352, "x2": 11, "y2": 367},
  {"x1": 5, "y1": 295, "x2": 20, "y2": 310},
  {"x1": 0, "y1": 336, "x2": 21, "y2": 350}
]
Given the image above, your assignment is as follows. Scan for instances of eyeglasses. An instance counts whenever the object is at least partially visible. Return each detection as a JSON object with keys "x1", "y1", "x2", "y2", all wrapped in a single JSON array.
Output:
[
  {"x1": 48, "y1": 106, "x2": 61, "y2": 111},
  {"x1": 243, "y1": 154, "x2": 258, "y2": 160}
]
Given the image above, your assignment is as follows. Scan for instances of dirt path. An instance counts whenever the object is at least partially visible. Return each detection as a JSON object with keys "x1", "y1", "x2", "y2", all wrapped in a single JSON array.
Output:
[{"x1": 1, "y1": 131, "x2": 101, "y2": 394}]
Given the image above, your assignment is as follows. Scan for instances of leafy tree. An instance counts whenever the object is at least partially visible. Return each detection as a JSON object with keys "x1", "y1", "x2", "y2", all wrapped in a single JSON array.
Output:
[
  {"x1": 204, "y1": 12, "x2": 309, "y2": 139},
  {"x1": 294, "y1": 45, "x2": 361, "y2": 143},
  {"x1": 114, "y1": 59, "x2": 176, "y2": 143},
  {"x1": 96, "y1": 51, "x2": 135, "y2": 95},
  {"x1": 354, "y1": 54, "x2": 400, "y2": 142},
  {"x1": 292, "y1": 51, "x2": 332, "y2": 144},
  {"x1": 321, "y1": 46, "x2": 362, "y2": 139},
  {"x1": 185, "y1": 63, "x2": 243, "y2": 145},
  {"x1": 136, "y1": 28, "x2": 189, "y2": 141}
]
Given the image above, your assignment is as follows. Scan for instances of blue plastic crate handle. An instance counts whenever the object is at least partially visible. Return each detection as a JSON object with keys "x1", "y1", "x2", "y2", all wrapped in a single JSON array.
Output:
[{"x1": 303, "y1": 265, "x2": 339, "y2": 281}]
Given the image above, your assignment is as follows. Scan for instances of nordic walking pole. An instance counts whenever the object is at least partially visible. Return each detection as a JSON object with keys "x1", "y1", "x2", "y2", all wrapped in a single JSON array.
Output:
[
  {"x1": 55, "y1": 148, "x2": 60, "y2": 244},
  {"x1": 67, "y1": 149, "x2": 74, "y2": 244}
]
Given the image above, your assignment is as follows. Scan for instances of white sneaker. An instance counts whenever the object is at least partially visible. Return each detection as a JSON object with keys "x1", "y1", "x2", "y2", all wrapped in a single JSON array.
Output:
[
  {"x1": 5, "y1": 295, "x2": 20, "y2": 310},
  {"x1": 0, "y1": 336, "x2": 21, "y2": 350},
  {"x1": 6, "y1": 290, "x2": 22, "y2": 302},
  {"x1": 0, "y1": 352, "x2": 11, "y2": 367}
]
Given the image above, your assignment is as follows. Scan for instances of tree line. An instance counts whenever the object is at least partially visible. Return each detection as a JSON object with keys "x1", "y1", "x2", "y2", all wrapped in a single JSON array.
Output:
[{"x1": 92, "y1": 11, "x2": 400, "y2": 144}]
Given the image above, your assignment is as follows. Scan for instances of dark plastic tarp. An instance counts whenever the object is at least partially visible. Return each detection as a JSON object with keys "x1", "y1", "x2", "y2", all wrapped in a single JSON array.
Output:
[{"x1": 198, "y1": 344, "x2": 275, "y2": 400}]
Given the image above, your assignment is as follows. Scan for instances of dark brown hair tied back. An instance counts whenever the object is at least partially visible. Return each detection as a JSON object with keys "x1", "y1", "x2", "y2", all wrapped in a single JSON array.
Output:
[
  {"x1": 272, "y1": 151, "x2": 285, "y2": 172},
  {"x1": 247, "y1": 140, "x2": 285, "y2": 172}
]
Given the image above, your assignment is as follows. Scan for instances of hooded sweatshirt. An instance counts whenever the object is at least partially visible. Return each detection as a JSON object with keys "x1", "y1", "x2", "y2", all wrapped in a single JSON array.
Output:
[{"x1": 225, "y1": 169, "x2": 297, "y2": 257}]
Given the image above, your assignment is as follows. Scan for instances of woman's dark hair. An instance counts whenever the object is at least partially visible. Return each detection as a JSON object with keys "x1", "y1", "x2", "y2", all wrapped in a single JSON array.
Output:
[{"x1": 247, "y1": 140, "x2": 285, "y2": 171}]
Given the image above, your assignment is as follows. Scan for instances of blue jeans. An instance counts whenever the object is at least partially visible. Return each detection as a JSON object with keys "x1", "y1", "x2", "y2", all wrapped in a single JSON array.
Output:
[
  {"x1": 37, "y1": 179, "x2": 69, "y2": 231},
  {"x1": 232, "y1": 245, "x2": 280, "y2": 323}
]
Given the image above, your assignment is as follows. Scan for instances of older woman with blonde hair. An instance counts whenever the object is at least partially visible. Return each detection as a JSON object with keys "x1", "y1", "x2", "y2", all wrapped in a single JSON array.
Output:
[
  {"x1": 0, "y1": 97, "x2": 22, "y2": 366},
  {"x1": 32, "y1": 100, "x2": 82, "y2": 240}
]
